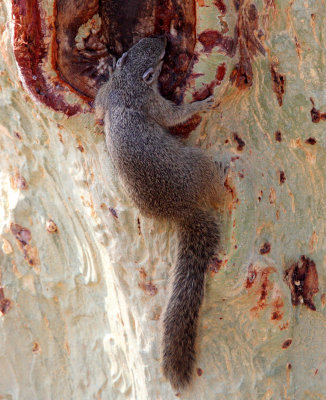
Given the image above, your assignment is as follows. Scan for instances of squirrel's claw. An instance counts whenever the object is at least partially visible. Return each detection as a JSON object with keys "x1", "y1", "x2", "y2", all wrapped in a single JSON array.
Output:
[{"x1": 200, "y1": 95, "x2": 216, "y2": 112}]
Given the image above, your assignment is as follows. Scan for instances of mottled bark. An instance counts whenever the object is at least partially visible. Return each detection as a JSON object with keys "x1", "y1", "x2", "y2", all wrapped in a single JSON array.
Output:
[{"x1": 0, "y1": 0, "x2": 325, "y2": 399}]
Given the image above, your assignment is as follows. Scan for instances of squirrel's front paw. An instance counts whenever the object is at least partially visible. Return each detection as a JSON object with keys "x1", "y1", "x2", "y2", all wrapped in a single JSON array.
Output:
[
  {"x1": 215, "y1": 160, "x2": 230, "y2": 182},
  {"x1": 199, "y1": 95, "x2": 215, "y2": 112}
]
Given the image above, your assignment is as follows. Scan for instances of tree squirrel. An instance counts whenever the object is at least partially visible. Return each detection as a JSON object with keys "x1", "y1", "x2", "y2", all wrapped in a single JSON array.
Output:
[{"x1": 96, "y1": 36, "x2": 227, "y2": 390}]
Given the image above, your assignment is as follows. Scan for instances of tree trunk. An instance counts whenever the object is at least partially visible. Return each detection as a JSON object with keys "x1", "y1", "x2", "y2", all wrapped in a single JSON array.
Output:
[{"x1": 0, "y1": 0, "x2": 325, "y2": 399}]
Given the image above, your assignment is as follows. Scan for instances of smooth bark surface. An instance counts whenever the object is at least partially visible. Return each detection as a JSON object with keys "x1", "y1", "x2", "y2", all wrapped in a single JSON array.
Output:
[{"x1": 0, "y1": 0, "x2": 325, "y2": 399}]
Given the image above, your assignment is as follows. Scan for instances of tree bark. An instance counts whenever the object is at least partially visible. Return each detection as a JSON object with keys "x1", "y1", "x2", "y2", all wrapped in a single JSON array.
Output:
[{"x1": 0, "y1": 0, "x2": 325, "y2": 399}]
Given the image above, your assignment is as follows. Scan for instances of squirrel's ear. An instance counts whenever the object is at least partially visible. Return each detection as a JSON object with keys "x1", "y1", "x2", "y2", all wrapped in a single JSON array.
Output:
[
  {"x1": 142, "y1": 67, "x2": 155, "y2": 85},
  {"x1": 116, "y1": 52, "x2": 128, "y2": 68}
]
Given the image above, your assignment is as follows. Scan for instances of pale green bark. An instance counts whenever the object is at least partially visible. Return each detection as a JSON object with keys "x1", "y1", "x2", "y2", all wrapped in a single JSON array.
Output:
[{"x1": 0, "y1": 0, "x2": 325, "y2": 399}]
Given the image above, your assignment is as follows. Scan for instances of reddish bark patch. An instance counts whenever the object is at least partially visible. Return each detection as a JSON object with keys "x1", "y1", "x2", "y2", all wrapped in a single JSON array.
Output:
[
  {"x1": 216, "y1": 63, "x2": 227, "y2": 81},
  {"x1": 192, "y1": 63, "x2": 226, "y2": 103},
  {"x1": 246, "y1": 264, "x2": 257, "y2": 289},
  {"x1": 32, "y1": 342, "x2": 41, "y2": 353},
  {"x1": 260, "y1": 242, "x2": 271, "y2": 255},
  {"x1": 233, "y1": 133, "x2": 245, "y2": 151},
  {"x1": 137, "y1": 217, "x2": 142, "y2": 235},
  {"x1": 154, "y1": 0, "x2": 197, "y2": 103},
  {"x1": 109, "y1": 207, "x2": 118, "y2": 219},
  {"x1": 10, "y1": 223, "x2": 32, "y2": 246},
  {"x1": 169, "y1": 114, "x2": 202, "y2": 138},
  {"x1": 321, "y1": 293, "x2": 326, "y2": 307},
  {"x1": 230, "y1": 2, "x2": 265, "y2": 89},
  {"x1": 192, "y1": 83, "x2": 215, "y2": 102},
  {"x1": 12, "y1": 0, "x2": 81, "y2": 116},
  {"x1": 270, "y1": 63, "x2": 286, "y2": 106},
  {"x1": 279, "y1": 171, "x2": 286, "y2": 184},
  {"x1": 275, "y1": 131, "x2": 282, "y2": 142},
  {"x1": 285, "y1": 256, "x2": 319, "y2": 311},
  {"x1": 138, "y1": 268, "x2": 158, "y2": 296},
  {"x1": 46, "y1": 219, "x2": 58, "y2": 233},
  {"x1": 214, "y1": 0, "x2": 227, "y2": 14},
  {"x1": 224, "y1": 178, "x2": 239, "y2": 205},
  {"x1": 249, "y1": 266, "x2": 277, "y2": 316},
  {"x1": 10, "y1": 172, "x2": 28, "y2": 191},
  {"x1": 271, "y1": 296, "x2": 284, "y2": 321},
  {"x1": 209, "y1": 257, "x2": 223, "y2": 275},
  {"x1": 279, "y1": 321, "x2": 289, "y2": 331},
  {"x1": 305, "y1": 137, "x2": 316, "y2": 145},
  {"x1": 10, "y1": 223, "x2": 39, "y2": 268},
  {"x1": 0, "y1": 287, "x2": 11, "y2": 316},
  {"x1": 309, "y1": 98, "x2": 326, "y2": 123},
  {"x1": 264, "y1": 0, "x2": 275, "y2": 7},
  {"x1": 198, "y1": 30, "x2": 236, "y2": 55},
  {"x1": 282, "y1": 339, "x2": 292, "y2": 349},
  {"x1": 14, "y1": 131, "x2": 22, "y2": 140}
]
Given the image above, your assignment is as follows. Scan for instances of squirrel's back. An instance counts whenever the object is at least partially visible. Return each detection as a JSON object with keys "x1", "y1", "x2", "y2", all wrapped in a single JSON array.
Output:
[{"x1": 104, "y1": 82, "x2": 220, "y2": 220}]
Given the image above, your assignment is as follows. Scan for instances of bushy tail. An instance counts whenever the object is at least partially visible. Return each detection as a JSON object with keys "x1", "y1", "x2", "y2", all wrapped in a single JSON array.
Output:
[{"x1": 162, "y1": 209, "x2": 219, "y2": 390}]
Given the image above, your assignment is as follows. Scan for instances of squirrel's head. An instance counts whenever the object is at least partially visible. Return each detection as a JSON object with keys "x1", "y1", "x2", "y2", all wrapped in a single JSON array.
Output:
[{"x1": 116, "y1": 37, "x2": 167, "y2": 86}]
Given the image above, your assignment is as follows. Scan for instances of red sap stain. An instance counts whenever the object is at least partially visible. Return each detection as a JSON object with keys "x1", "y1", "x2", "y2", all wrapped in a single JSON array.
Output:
[
  {"x1": 279, "y1": 321, "x2": 289, "y2": 331},
  {"x1": 46, "y1": 219, "x2": 58, "y2": 233},
  {"x1": 209, "y1": 257, "x2": 223, "y2": 276},
  {"x1": 0, "y1": 288, "x2": 11, "y2": 316},
  {"x1": 214, "y1": 0, "x2": 226, "y2": 14},
  {"x1": 198, "y1": 30, "x2": 236, "y2": 55},
  {"x1": 169, "y1": 114, "x2": 202, "y2": 138},
  {"x1": 14, "y1": 131, "x2": 22, "y2": 140},
  {"x1": 192, "y1": 63, "x2": 226, "y2": 103},
  {"x1": 275, "y1": 131, "x2": 282, "y2": 142},
  {"x1": 137, "y1": 217, "x2": 142, "y2": 235},
  {"x1": 10, "y1": 223, "x2": 39, "y2": 268},
  {"x1": 305, "y1": 137, "x2": 316, "y2": 145},
  {"x1": 271, "y1": 296, "x2": 284, "y2": 321},
  {"x1": 246, "y1": 264, "x2": 257, "y2": 289},
  {"x1": 310, "y1": 98, "x2": 326, "y2": 123},
  {"x1": 285, "y1": 255, "x2": 319, "y2": 311},
  {"x1": 270, "y1": 63, "x2": 286, "y2": 106},
  {"x1": 230, "y1": 3, "x2": 265, "y2": 89},
  {"x1": 109, "y1": 207, "x2": 118, "y2": 219},
  {"x1": 233, "y1": 133, "x2": 245, "y2": 151},
  {"x1": 216, "y1": 63, "x2": 226, "y2": 81},
  {"x1": 260, "y1": 242, "x2": 271, "y2": 255},
  {"x1": 10, "y1": 172, "x2": 28, "y2": 191},
  {"x1": 138, "y1": 268, "x2": 158, "y2": 296},
  {"x1": 282, "y1": 339, "x2": 292, "y2": 349},
  {"x1": 248, "y1": 267, "x2": 277, "y2": 316},
  {"x1": 279, "y1": 171, "x2": 286, "y2": 184},
  {"x1": 154, "y1": 0, "x2": 197, "y2": 104}
]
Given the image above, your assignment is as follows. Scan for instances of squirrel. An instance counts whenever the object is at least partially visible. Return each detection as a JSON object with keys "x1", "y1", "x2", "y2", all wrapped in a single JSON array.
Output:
[{"x1": 95, "y1": 36, "x2": 228, "y2": 390}]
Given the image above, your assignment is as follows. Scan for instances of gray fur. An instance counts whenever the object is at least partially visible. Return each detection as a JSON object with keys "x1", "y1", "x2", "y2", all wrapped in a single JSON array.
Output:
[{"x1": 96, "y1": 37, "x2": 226, "y2": 390}]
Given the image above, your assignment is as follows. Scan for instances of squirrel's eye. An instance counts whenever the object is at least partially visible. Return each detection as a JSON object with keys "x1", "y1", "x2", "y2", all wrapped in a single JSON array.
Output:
[{"x1": 143, "y1": 67, "x2": 155, "y2": 85}]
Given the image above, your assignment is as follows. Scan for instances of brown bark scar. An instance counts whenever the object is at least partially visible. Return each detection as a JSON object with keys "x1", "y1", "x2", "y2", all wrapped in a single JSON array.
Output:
[{"x1": 285, "y1": 256, "x2": 319, "y2": 311}]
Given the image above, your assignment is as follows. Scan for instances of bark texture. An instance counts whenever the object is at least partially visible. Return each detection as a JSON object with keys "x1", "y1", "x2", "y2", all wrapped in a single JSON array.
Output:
[{"x1": 0, "y1": 0, "x2": 326, "y2": 399}]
